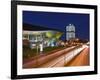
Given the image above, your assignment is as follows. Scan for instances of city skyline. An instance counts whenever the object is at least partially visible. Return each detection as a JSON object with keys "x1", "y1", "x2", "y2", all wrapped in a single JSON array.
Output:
[{"x1": 23, "y1": 11, "x2": 90, "y2": 40}]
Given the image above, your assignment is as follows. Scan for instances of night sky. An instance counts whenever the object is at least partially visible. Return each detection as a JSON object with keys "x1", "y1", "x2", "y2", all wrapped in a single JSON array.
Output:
[{"x1": 23, "y1": 11, "x2": 90, "y2": 41}]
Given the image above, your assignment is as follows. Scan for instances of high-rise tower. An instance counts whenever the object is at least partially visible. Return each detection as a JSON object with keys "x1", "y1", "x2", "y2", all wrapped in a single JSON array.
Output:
[{"x1": 66, "y1": 24, "x2": 75, "y2": 40}]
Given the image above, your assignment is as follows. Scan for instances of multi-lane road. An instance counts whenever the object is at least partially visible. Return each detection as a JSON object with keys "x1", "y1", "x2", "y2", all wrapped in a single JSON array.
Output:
[
  {"x1": 66, "y1": 46, "x2": 89, "y2": 66},
  {"x1": 23, "y1": 44, "x2": 89, "y2": 68}
]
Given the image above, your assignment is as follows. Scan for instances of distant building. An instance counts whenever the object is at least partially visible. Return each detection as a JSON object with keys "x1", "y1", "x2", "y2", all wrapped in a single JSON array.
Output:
[{"x1": 66, "y1": 24, "x2": 75, "y2": 40}]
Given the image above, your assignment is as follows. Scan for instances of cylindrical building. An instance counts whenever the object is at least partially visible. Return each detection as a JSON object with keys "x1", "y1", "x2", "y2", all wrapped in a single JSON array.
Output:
[{"x1": 66, "y1": 24, "x2": 75, "y2": 40}]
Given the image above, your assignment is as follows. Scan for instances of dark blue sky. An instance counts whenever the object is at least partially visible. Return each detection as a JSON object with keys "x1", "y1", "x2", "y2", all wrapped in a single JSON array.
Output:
[{"x1": 23, "y1": 11, "x2": 90, "y2": 40}]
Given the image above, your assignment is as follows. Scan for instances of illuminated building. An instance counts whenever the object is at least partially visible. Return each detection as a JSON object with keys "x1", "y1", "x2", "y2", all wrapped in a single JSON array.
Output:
[
  {"x1": 23, "y1": 23, "x2": 63, "y2": 51},
  {"x1": 66, "y1": 24, "x2": 75, "y2": 40}
]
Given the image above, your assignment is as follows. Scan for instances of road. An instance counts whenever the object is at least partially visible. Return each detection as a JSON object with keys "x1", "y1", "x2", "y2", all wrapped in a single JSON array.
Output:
[
  {"x1": 23, "y1": 46, "x2": 75, "y2": 68},
  {"x1": 38, "y1": 45, "x2": 87, "y2": 68},
  {"x1": 66, "y1": 46, "x2": 89, "y2": 66},
  {"x1": 23, "y1": 44, "x2": 89, "y2": 68}
]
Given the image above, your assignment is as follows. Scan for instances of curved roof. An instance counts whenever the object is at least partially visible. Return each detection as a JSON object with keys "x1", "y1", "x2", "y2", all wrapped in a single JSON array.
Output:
[{"x1": 23, "y1": 23, "x2": 63, "y2": 32}]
